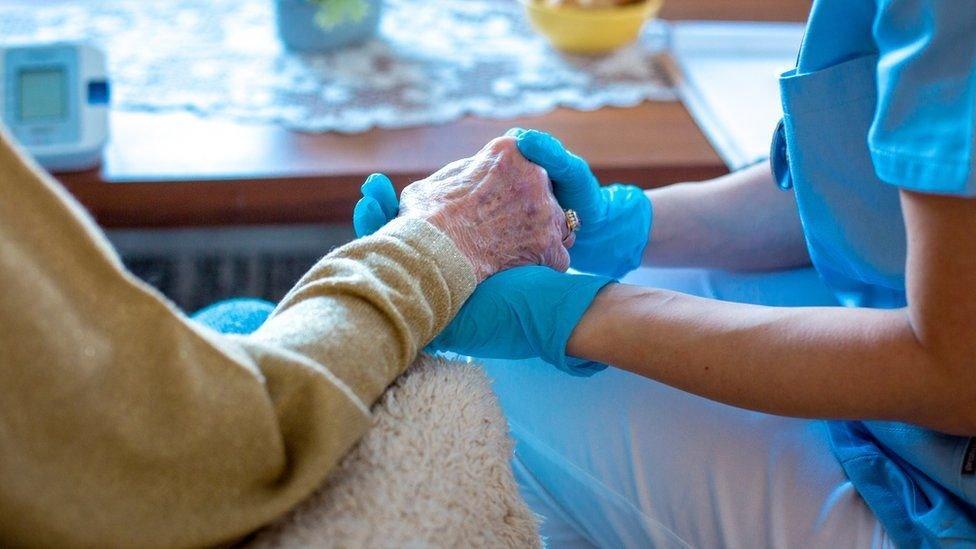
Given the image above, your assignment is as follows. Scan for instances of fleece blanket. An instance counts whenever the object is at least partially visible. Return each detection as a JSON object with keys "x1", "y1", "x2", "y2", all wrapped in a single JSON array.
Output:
[{"x1": 246, "y1": 356, "x2": 541, "y2": 548}]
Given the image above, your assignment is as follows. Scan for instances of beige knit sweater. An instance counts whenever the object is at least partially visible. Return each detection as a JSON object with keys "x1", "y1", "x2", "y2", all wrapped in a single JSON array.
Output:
[{"x1": 0, "y1": 126, "x2": 477, "y2": 548}]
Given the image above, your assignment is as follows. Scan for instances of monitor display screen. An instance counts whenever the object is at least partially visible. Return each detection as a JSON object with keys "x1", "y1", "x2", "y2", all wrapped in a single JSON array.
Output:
[{"x1": 18, "y1": 67, "x2": 67, "y2": 122}]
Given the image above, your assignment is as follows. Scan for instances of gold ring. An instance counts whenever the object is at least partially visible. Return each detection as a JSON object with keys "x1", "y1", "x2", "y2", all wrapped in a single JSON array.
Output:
[{"x1": 565, "y1": 209, "x2": 581, "y2": 233}]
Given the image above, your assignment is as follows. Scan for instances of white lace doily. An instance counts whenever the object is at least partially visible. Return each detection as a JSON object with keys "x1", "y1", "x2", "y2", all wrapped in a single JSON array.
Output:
[{"x1": 0, "y1": 0, "x2": 675, "y2": 133}]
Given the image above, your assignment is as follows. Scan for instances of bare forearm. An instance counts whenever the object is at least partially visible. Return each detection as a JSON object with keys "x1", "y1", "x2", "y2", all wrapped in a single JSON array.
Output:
[
  {"x1": 567, "y1": 284, "x2": 974, "y2": 435},
  {"x1": 644, "y1": 162, "x2": 810, "y2": 271}
]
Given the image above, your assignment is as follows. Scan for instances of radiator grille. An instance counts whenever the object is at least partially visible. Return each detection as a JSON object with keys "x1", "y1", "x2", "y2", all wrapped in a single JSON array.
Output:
[
  {"x1": 111, "y1": 224, "x2": 354, "y2": 313},
  {"x1": 123, "y1": 253, "x2": 323, "y2": 313}
]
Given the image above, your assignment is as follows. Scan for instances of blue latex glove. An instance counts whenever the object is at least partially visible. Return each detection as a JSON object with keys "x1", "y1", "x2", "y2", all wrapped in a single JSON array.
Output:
[
  {"x1": 352, "y1": 174, "x2": 613, "y2": 376},
  {"x1": 506, "y1": 128, "x2": 653, "y2": 278},
  {"x1": 352, "y1": 173, "x2": 399, "y2": 237},
  {"x1": 430, "y1": 266, "x2": 613, "y2": 376}
]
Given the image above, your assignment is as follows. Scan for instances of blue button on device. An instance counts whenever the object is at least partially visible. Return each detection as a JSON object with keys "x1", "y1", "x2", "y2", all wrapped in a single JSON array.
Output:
[
  {"x1": 0, "y1": 42, "x2": 110, "y2": 172},
  {"x1": 87, "y1": 80, "x2": 110, "y2": 105}
]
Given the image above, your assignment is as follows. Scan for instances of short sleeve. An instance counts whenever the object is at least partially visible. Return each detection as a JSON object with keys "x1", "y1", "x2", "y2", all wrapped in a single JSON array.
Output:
[{"x1": 868, "y1": 1, "x2": 976, "y2": 196}]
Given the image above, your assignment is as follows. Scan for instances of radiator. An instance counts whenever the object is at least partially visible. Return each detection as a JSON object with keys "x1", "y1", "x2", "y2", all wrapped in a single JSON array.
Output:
[{"x1": 110, "y1": 224, "x2": 355, "y2": 313}]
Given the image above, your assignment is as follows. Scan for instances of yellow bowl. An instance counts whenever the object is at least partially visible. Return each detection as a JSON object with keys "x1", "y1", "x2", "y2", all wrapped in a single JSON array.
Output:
[{"x1": 522, "y1": 0, "x2": 664, "y2": 55}]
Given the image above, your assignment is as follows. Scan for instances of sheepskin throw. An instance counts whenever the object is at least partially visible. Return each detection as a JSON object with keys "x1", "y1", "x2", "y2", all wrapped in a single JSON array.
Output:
[{"x1": 247, "y1": 355, "x2": 541, "y2": 548}]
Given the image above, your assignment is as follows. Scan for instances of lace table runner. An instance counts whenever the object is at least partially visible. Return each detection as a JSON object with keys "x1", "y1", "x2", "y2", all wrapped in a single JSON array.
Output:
[{"x1": 0, "y1": 0, "x2": 675, "y2": 133}]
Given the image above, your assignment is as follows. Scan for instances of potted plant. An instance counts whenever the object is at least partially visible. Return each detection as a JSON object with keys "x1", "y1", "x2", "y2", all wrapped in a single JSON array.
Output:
[{"x1": 275, "y1": 0, "x2": 383, "y2": 53}]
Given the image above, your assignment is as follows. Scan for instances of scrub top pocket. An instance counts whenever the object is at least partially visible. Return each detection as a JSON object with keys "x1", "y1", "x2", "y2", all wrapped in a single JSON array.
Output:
[{"x1": 778, "y1": 54, "x2": 907, "y2": 308}]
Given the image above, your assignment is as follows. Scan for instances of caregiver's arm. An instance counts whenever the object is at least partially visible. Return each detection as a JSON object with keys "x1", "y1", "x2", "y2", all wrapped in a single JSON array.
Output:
[
  {"x1": 644, "y1": 161, "x2": 810, "y2": 271},
  {"x1": 568, "y1": 190, "x2": 976, "y2": 436}
]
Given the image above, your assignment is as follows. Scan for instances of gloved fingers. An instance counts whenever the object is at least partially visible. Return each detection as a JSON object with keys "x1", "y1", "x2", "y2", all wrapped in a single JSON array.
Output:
[
  {"x1": 505, "y1": 127, "x2": 528, "y2": 138},
  {"x1": 361, "y1": 173, "x2": 399, "y2": 220},
  {"x1": 515, "y1": 129, "x2": 597, "y2": 191},
  {"x1": 352, "y1": 196, "x2": 387, "y2": 237}
]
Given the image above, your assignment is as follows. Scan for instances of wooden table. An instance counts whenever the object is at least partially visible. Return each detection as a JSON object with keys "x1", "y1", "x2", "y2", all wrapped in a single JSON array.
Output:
[{"x1": 49, "y1": 0, "x2": 811, "y2": 228}]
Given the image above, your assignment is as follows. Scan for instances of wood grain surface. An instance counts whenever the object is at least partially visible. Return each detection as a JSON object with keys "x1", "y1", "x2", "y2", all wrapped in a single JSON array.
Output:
[{"x1": 24, "y1": 0, "x2": 813, "y2": 227}]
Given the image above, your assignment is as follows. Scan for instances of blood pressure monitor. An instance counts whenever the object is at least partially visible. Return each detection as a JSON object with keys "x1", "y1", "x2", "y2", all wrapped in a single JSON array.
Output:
[{"x1": 0, "y1": 42, "x2": 109, "y2": 172}]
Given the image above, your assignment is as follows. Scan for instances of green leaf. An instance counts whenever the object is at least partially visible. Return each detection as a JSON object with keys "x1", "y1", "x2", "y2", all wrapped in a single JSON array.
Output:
[{"x1": 310, "y1": 0, "x2": 370, "y2": 29}]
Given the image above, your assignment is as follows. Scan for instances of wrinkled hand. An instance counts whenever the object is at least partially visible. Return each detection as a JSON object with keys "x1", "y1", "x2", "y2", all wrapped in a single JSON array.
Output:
[
  {"x1": 507, "y1": 128, "x2": 652, "y2": 278},
  {"x1": 367, "y1": 137, "x2": 574, "y2": 282},
  {"x1": 354, "y1": 184, "x2": 613, "y2": 376}
]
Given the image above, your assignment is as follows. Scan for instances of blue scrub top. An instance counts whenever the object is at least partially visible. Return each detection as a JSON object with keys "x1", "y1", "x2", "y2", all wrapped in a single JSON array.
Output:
[{"x1": 770, "y1": 1, "x2": 976, "y2": 546}]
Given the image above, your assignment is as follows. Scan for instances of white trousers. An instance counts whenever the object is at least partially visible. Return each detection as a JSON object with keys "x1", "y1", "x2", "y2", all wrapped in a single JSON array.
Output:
[{"x1": 480, "y1": 267, "x2": 894, "y2": 549}]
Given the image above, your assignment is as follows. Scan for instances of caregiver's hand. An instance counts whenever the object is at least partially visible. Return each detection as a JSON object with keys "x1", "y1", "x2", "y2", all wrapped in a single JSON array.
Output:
[
  {"x1": 430, "y1": 266, "x2": 614, "y2": 376},
  {"x1": 507, "y1": 128, "x2": 652, "y2": 278},
  {"x1": 364, "y1": 137, "x2": 573, "y2": 282}
]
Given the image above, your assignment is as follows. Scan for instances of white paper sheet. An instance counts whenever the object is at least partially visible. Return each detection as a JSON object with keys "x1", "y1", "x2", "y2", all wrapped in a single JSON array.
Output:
[{"x1": 663, "y1": 21, "x2": 806, "y2": 170}]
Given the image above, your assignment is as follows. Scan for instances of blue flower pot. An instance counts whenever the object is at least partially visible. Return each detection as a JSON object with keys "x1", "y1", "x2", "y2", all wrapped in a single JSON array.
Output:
[{"x1": 275, "y1": 0, "x2": 382, "y2": 53}]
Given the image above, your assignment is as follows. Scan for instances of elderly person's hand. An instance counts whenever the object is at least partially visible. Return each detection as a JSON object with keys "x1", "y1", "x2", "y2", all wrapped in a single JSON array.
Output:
[
  {"x1": 356, "y1": 192, "x2": 614, "y2": 376},
  {"x1": 354, "y1": 137, "x2": 573, "y2": 282},
  {"x1": 352, "y1": 140, "x2": 615, "y2": 377}
]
